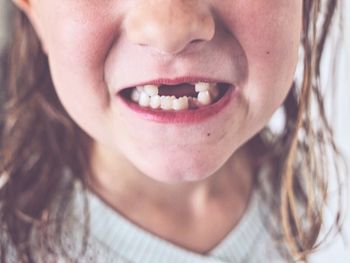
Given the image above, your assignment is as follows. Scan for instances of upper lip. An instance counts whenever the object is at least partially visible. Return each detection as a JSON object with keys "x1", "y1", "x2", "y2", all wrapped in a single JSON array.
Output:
[{"x1": 118, "y1": 76, "x2": 232, "y2": 92}]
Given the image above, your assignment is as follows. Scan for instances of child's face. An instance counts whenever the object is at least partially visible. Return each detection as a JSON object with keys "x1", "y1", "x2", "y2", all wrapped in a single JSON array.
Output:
[{"x1": 23, "y1": 0, "x2": 302, "y2": 182}]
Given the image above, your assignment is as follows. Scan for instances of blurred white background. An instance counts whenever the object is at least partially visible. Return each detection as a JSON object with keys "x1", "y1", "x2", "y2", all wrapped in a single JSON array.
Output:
[
  {"x1": 0, "y1": 0, "x2": 349, "y2": 262},
  {"x1": 309, "y1": 1, "x2": 350, "y2": 262}
]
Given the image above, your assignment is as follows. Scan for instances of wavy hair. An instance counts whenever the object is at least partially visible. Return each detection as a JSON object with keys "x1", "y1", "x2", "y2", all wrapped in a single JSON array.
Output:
[{"x1": 0, "y1": 0, "x2": 347, "y2": 262}]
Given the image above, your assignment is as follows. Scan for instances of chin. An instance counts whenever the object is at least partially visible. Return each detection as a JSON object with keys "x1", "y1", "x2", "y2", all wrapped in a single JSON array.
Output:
[{"x1": 145, "y1": 170, "x2": 212, "y2": 184}]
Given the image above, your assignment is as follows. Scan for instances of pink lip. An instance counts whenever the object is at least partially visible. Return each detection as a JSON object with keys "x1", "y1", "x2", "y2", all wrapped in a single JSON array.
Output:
[{"x1": 117, "y1": 84, "x2": 237, "y2": 124}]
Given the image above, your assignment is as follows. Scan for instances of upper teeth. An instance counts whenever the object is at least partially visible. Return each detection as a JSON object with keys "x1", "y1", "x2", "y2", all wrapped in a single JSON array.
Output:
[
  {"x1": 195, "y1": 82, "x2": 211, "y2": 92},
  {"x1": 144, "y1": 85, "x2": 159, "y2": 96},
  {"x1": 130, "y1": 82, "x2": 219, "y2": 111}
]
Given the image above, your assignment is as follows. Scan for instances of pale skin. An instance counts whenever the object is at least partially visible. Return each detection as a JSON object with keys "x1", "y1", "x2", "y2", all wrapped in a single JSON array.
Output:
[{"x1": 14, "y1": 0, "x2": 302, "y2": 254}]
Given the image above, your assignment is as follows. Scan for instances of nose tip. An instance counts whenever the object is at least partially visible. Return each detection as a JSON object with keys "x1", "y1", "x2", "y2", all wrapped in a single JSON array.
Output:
[{"x1": 124, "y1": 1, "x2": 215, "y2": 55}]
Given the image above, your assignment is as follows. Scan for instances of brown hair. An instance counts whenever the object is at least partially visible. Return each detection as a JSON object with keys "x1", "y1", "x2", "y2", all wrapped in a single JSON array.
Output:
[{"x1": 0, "y1": 0, "x2": 346, "y2": 262}]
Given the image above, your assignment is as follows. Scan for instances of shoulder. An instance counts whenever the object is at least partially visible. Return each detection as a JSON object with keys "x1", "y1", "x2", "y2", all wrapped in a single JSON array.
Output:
[
  {"x1": 238, "y1": 181, "x2": 294, "y2": 263},
  {"x1": 252, "y1": 187, "x2": 295, "y2": 263},
  {"x1": 29, "y1": 175, "x2": 130, "y2": 262}
]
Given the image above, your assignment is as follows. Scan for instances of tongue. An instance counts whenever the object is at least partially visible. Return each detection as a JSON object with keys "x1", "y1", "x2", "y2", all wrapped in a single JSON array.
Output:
[{"x1": 158, "y1": 83, "x2": 197, "y2": 98}]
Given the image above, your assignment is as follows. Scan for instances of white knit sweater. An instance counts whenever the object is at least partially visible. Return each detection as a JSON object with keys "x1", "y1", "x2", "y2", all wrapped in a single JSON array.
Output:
[{"x1": 3, "y1": 175, "x2": 290, "y2": 263}]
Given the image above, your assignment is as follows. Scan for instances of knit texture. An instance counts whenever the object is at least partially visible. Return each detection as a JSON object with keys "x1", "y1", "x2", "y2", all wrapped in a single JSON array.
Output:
[{"x1": 2, "y1": 173, "x2": 289, "y2": 262}]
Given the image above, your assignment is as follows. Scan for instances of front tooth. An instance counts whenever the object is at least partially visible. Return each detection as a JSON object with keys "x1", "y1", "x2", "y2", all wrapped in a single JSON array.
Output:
[
  {"x1": 144, "y1": 85, "x2": 159, "y2": 96},
  {"x1": 131, "y1": 89, "x2": 140, "y2": 102},
  {"x1": 173, "y1": 96, "x2": 189, "y2": 110},
  {"x1": 160, "y1": 96, "x2": 173, "y2": 110},
  {"x1": 150, "y1": 95, "x2": 161, "y2": 109},
  {"x1": 139, "y1": 92, "x2": 150, "y2": 107},
  {"x1": 197, "y1": 91, "x2": 212, "y2": 105},
  {"x1": 136, "y1": 86, "x2": 144, "y2": 92},
  {"x1": 195, "y1": 82, "x2": 211, "y2": 92}
]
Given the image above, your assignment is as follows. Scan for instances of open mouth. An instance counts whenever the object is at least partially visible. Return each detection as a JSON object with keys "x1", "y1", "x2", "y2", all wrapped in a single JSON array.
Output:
[{"x1": 119, "y1": 82, "x2": 232, "y2": 111}]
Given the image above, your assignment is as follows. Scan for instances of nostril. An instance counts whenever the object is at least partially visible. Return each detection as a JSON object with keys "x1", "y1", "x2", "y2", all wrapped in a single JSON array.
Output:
[
  {"x1": 190, "y1": 39, "x2": 203, "y2": 44},
  {"x1": 124, "y1": 2, "x2": 215, "y2": 55}
]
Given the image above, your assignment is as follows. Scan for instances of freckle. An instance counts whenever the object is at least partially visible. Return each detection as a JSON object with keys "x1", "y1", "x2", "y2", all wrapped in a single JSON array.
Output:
[
  {"x1": 207, "y1": 133, "x2": 211, "y2": 137},
  {"x1": 266, "y1": 51, "x2": 270, "y2": 55}
]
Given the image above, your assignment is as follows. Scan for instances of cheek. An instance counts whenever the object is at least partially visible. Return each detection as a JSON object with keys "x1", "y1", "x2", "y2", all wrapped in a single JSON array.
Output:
[
  {"x1": 29, "y1": 6, "x2": 127, "y2": 145},
  {"x1": 224, "y1": 1, "x2": 302, "y2": 109},
  {"x1": 35, "y1": 5, "x2": 121, "y2": 128},
  {"x1": 45, "y1": 16, "x2": 114, "y2": 82},
  {"x1": 206, "y1": 1, "x2": 302, "y2": 140}
]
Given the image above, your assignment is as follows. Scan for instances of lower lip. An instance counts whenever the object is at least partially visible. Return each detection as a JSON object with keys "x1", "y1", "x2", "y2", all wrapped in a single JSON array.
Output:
[{"x1": 117, "y1": 86, "x2": 237, "y2": 124}]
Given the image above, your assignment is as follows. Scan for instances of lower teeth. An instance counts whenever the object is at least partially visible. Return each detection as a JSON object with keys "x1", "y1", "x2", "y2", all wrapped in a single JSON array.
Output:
[{"x1": 127, "y1": 83, "x2": 224, "y2": 111}]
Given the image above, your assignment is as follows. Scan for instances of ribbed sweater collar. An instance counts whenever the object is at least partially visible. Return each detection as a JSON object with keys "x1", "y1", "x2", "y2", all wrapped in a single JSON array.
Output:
[{"x1": 71, "y1": 179, "x2": 264, "y2": 263}]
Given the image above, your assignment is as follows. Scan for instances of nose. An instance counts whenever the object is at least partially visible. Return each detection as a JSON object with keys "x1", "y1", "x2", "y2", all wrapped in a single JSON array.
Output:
[{"x1": 124, "y1": 0, "x2": 215, "y2": 55}]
